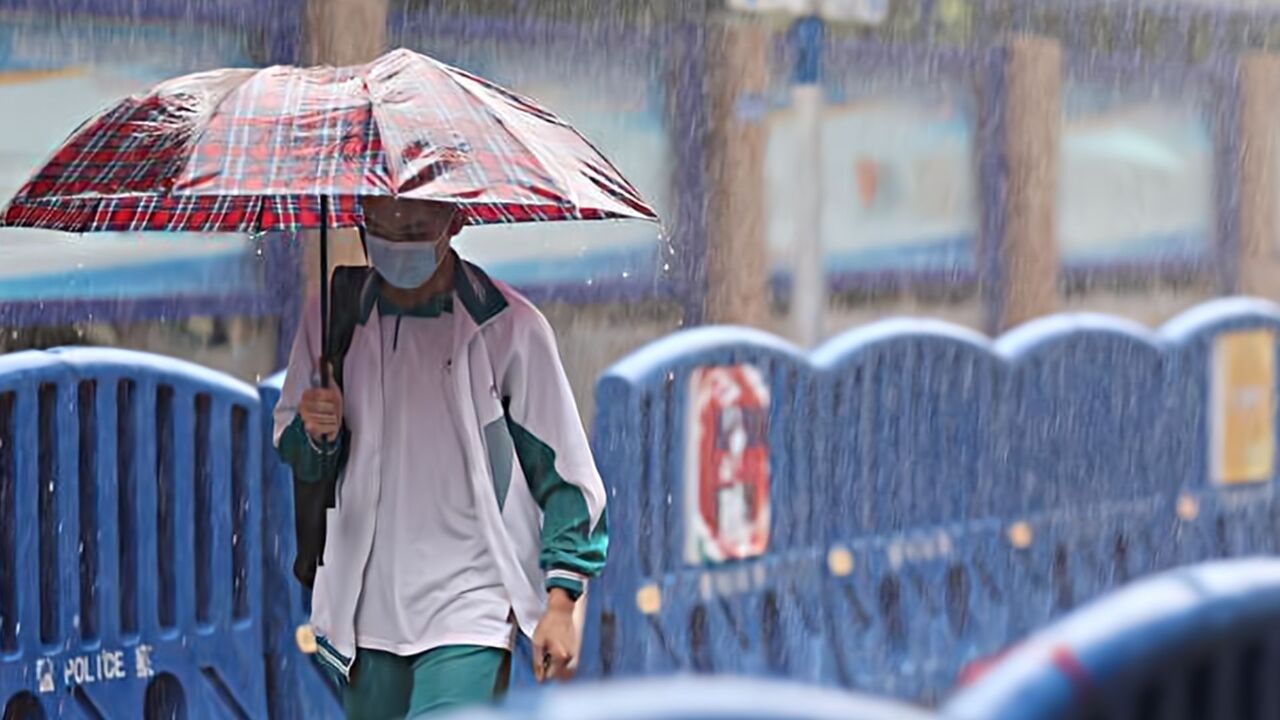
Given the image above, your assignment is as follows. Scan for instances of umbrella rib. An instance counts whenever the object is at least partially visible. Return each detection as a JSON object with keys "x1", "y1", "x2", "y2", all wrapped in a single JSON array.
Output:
[
  {"x1": 160, "y1": 69, "x2": 263, "y2": 198},
  {"x1": 414, "y1": 56, "x2": 576, "y2": 212},
  {"x1": 445, "y1": 62, "x2": 654, "y2": 219}
]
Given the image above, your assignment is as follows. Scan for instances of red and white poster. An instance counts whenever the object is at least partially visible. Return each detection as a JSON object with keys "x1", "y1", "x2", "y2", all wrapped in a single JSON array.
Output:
[{"x1": 683, "y1": 365, "x2": 772, "y2": 565}]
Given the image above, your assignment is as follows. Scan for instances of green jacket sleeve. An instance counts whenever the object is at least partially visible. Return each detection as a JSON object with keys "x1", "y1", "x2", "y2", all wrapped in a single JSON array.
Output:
[
  {"x1": 501, "y1": 303, "x2": 609, "y2": 601},
  {"x1": 507, "y1": 415, "x2": 607, "y2": 600}
]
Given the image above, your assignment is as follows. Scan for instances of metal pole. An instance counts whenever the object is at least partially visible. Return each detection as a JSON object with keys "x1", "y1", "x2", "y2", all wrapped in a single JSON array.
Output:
[
  {"x1": 789, "y1": 15, "x2": 825, "y2": 347},
  {"x1": 319, "y1": 195, "x2": 331, "y2": 387}
]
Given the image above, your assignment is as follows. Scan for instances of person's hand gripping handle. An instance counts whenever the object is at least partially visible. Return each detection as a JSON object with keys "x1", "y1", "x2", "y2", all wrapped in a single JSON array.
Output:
[{"x1": 300, "y1": 358, "x2": 343, "y2": 445}]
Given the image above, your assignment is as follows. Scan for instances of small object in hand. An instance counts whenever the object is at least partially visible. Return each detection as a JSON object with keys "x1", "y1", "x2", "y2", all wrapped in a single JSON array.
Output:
[{"x1": 541, "y1": 653, "x2": 553, "y2": 680}]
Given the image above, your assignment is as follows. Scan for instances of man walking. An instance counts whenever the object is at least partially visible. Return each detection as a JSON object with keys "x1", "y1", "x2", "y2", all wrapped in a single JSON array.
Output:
[{"x1": 274, "y1": 197, "x2": 607, "y2": 718}]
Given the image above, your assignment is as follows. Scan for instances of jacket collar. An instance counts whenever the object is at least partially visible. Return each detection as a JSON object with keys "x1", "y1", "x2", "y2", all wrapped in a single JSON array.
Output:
[
  {"x1": 452, "y1": 255, "x2": 509, "y2": 327},
  {"x1": 357, "y1": 252, "x2": 507, "y2": 327}
]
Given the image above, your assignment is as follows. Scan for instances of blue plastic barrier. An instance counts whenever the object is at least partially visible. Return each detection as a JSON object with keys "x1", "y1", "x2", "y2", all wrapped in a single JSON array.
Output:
[
  {"x1": 0, "y1": 348, "x2": 267, "y2": 719},
  {"x1": 588, "y1": 298, "x2": 1280, "y2": 702},
  {"x1": 257, "y1": 373, "x2": 344, "y2": 720},
  {"x1": 811, "y1": 320, "x2": 1003, "y2": 700},
  {"x1": 944, "y1": 557, "x2": 1280, "y2": 720},
  {"x1": 442, "y1": 676, "x2": 935, "y2": 720},
  {"x1": 6, "y1": 297, "x2": 1280, "y2": 713},
  {"x1": 585, "y1": 327, "x2": 819, "y2": 682}
]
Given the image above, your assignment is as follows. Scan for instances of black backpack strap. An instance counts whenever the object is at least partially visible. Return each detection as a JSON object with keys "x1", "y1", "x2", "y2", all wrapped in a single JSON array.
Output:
[
  {"x1": 292, "y1": 265, "x2": 374, "y2": 588},
  {"x1": 325, "y1": 265, "x2": 373, "y2": 390}
]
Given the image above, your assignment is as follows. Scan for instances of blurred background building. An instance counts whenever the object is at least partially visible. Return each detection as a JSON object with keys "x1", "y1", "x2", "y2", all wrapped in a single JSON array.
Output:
[{"x1": 3, "y1": 0, "x2": 1280, "y2": 418}]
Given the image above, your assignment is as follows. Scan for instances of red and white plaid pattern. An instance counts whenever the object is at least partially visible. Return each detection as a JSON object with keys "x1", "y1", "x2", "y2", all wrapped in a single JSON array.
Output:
[{"x1": 2, "y1": 49, "x2": 657, "y2": 233}]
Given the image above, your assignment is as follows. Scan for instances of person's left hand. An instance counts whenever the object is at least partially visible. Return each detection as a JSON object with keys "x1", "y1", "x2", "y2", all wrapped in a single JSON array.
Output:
[{"x1": 532, "y1": 588, "x2": 577, "y2": 682}]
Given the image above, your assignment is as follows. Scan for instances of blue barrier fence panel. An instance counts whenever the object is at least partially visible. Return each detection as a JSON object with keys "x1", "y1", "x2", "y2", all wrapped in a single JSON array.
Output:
[
  {"x1": 0, "y1": 348, "x2": 267, "y2": 719},
  {"x1": 1163, "y1": 298, "x2": 1280, "y2": 562},
  {"x1": 997, "y1": 315, "x2": 1174, "y2": 514},
  {"x1": 811, "y1": 320, "x2": 1002, "y2": 701},
  {"x1": 257, "y1": 373, "x2": 344, "y2": 720},
  {"x1": 586, "y1": 326, "x2": 816, "y2": 680}
]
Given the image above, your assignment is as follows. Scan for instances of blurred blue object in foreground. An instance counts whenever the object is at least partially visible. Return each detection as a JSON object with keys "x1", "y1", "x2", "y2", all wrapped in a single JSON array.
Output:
[
  {"x1": 946, "y1": 557, "x2": 1280, "y2": 720},
  {"x1": 441, "y1": 676, "x2": 936, "y2": 720}
]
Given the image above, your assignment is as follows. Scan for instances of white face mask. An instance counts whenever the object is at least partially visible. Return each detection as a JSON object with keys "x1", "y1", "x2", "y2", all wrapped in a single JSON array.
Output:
[{"x1": 365, "y1": 233, "x2": 442, "y2": 289}]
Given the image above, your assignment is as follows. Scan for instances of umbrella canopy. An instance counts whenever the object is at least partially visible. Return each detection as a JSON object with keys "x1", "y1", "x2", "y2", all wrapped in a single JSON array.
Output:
[{"x1": 0, "y1": 47, "x2": 658, "y2": 233}]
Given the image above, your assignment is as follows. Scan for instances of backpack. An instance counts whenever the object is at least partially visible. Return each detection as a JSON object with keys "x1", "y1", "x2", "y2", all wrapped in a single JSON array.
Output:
[{"x1": 292, "y1": 265, "x2": 374, "y2": 588}]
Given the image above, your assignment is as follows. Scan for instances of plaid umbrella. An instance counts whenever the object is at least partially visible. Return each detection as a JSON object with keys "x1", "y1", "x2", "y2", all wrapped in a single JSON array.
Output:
[
  {"x1": 1, "y1": 47, "x2": 656, "y2": 232},
  {"x1": 0, "y1": 47, "x2": 658, "y2": 380}
]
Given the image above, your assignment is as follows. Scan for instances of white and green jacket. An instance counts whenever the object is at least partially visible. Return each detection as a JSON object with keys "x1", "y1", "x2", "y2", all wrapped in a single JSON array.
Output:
[{"x1": 273, "y1": 259, "x2": 608, "y2": 677}]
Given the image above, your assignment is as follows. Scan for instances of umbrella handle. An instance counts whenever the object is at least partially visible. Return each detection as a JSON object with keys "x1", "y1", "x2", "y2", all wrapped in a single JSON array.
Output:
[{"x1": 319, "y1": 196, "x2": 332, "y2": 388}]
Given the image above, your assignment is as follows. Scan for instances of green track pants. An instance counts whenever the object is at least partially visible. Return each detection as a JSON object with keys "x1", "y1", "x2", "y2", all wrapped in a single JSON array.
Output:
[{"x1": 342, "y1": 645, "x2": 511, "y2": 719}]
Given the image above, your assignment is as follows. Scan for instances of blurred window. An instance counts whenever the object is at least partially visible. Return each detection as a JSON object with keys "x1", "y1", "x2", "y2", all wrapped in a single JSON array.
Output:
[
  {"x1": 1058, "y1": 79, "x2": 1214, "y2": 269},
  {"x1": 0, "y1": 14, "x2": 268, "y2": 310},
  {"x1": 766, "y1": 71, "x2": 979, "y2": 281}
]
